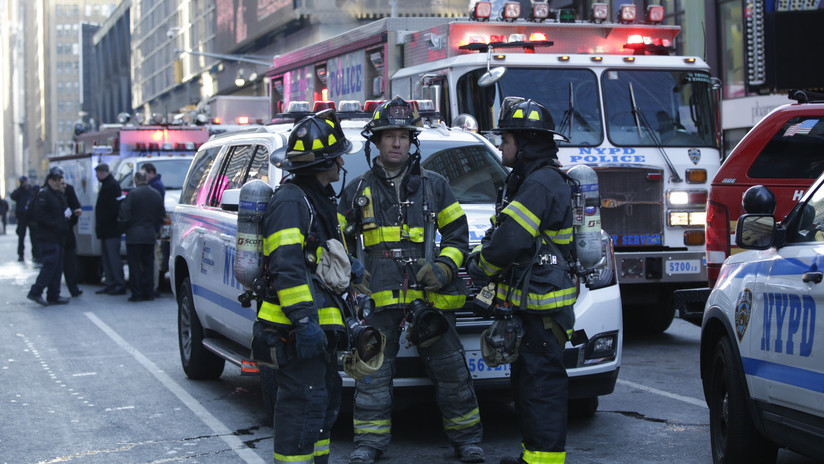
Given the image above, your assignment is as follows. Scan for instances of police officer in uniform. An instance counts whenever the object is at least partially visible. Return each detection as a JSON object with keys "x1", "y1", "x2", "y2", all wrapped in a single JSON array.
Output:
[
  {"x1": 251, "y1": 110, "x2": 354, "y2": 464},
  {"x1": 338, "y1": 97, "x2": 484, "y2": 464},
  {"x1": 468, "y1": 98, "x2": 576, "y2": 464}
]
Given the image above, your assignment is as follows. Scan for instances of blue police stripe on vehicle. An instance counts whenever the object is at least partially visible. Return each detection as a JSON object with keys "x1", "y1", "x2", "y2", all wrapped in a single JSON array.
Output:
[
  {"x1": 742, "y1": 357, "x2": 824, "y2": 393},
  {"x1": 193, "y1": 284, "x2": 255, "y2": 321}
]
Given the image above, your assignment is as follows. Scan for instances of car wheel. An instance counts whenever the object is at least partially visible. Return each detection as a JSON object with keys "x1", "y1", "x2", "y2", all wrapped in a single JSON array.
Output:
[
  {"x1": 568, "y1": 396, "x2": 598, "y2": 418},
  {"x1": 178, "y1": 277, "x2": 225, "y2": 380},
  {"x1": 708, "y1": 336, "x2": 777, "y2": 464}
]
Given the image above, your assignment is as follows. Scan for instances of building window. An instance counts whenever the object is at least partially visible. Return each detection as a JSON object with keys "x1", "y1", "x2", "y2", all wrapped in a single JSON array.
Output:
[{"x1": 719, "y1": 0, "x2": 745, "y2": 98}]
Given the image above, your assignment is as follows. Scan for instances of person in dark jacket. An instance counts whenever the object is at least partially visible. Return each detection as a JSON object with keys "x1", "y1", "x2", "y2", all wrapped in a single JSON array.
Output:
[
  {"x1": 118, "y1": 170, "x2": 165, "y2": 301},
  {"x1": 142, "y1": 162, "x2": 166, "y2": 198},
  {"x1": 468, "y1": 98, "x2": 577, "y2": 464},
  {"x1": 251, "y1": 110, "x2": 354, "y2": 464},
  {"x1": 143, "y1": 162, "x2": 167, "y2": 293},
  {"x1": 338, "y1": 97, "x2": 483, "y2": 464},
  {"x1": 62, "y1": 180, "x2": 83, "y2": 297},
  {"x1": 11, "y1": 176, "x2": 37, "y2": 261},
  {"x1": 26, "y1": 167, "x2": 71, "y2": 306},
  {"x1": 94, "y1": 163, "x2": 126, "y2": 295},
  {"x1": 0, "y1": 196, "x2": 8, "y2": 234}
]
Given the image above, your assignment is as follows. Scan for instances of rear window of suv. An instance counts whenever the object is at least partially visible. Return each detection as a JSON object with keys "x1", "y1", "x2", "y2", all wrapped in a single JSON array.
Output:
[{"x1": 747, "y1": 116, "x2": 824, "y2": 179}]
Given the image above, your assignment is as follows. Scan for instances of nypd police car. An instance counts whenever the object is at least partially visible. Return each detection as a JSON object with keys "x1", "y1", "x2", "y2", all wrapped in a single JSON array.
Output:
[
  {"x1": 700, "y1": 176, "x2": 824, "y2": 462},
  {"x1": 170, "y1": 103, "x2": 622, "y2": 416}
]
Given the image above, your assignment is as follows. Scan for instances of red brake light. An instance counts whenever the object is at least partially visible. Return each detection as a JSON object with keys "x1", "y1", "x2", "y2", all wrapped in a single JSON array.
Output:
[
  {"x1": 705, "y1": 200, "x2": 730, "y2": 287},
  {"x1": 236, "y1": 116, "x2": 250, "y2": 125},
  {"x1": 313, "y1": 101, "x2": 336, "y2": 112}
]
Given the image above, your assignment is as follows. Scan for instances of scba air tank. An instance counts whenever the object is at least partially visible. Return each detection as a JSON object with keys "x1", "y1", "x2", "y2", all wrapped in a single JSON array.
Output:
[
  {"x1": 234, "y1": 179, "x2": 273, "y2": 288},
  {"x1": 567, "y1": 165, "x2": 602, "y2": 269}
]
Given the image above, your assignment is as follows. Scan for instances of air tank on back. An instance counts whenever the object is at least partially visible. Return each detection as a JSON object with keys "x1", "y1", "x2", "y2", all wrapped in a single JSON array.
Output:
[
  {"x1": 567, "y1": 164, "x2": 602, "y2": 269},
  {"x1": 234, "y1": 179, "x2": 273, "y2": 290}
]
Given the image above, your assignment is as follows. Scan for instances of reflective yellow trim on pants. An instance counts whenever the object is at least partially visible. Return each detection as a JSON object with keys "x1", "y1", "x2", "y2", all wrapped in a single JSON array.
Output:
[
  {"x1": 497, "y1": 283, "x2": 577, "y2": 310},
  {"x1": 440, "y1": 246, "x2": 464, "y2": 268},
  {"x1": 363, "y1": 225, "x2": 424, "y2": 247},
  {"x1": 353, "y1": 418, "x2": 391, "y2": 435},
  {"x1": 265, "y1": 227, "x2": 304, "y2": 255},
  {"x1": 522, "y1": 444, "x2": 566, "y2": 464},
  {"x1": 371, "y1": 289, "x2": 465, "y2": 310},
  {"x1": 258, "y1": 302, "x2": 344, "y2": 327},
  {"x1": 278, "y1": 284, "x2": 313, "y2": 307},
  {"x1": 314, "y1": 438, "x2": 330, "y2": 457},
  {"x1": 443, "y1": 407, "x2": 481, "y2": 430},
  {"x1": 274, "y1": 452, "x2": 314, "y2": 463},
  {"x1": 438, "y1": 201, "x2": 465, "y2": 228}
]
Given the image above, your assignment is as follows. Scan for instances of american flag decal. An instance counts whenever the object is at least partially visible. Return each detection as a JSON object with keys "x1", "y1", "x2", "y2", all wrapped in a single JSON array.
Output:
[{"x1": 783, "y1": 119, "x2": 817, "y2": 137}]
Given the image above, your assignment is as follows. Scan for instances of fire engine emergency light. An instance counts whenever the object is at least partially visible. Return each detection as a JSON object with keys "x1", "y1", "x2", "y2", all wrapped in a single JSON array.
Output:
[
  {"x1": 592, "y1": 3, "x2": 609, "y2": 22},
  {"x1": 646, "y1": 5, "x2": 665, "y2": 23},
  {"x1": 501, "y1": 2, "x2": 520, "y2": 21},
  {"x1": 471, "y1": 1, "x2": 492, "y2": 21},
  {"x1": 618, "y1": 4, "x2": 637, "y2": 23},
  {"x1": 529, "y1": 2, "x2": 549, "y2": 22},
  {"x1": 363, "y1": 100, "x2": 385, "y2": 113},
  {"x1": 236, "y1": 116, "x2": 250, "y2": 125},
  {"x1": 339, "y1": 100, "x2": 363, "y2": 112},
  {"x1": 287, "y1": 101, "x2": 311, "y2": 113},
  {"x1": 313, "y1": 101, "x2": 336, "y2": 112}
]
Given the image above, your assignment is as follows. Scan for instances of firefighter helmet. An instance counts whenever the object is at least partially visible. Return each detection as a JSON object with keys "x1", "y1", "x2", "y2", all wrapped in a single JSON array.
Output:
[
  {"x1": 342, "y1": 326, "x2": 386, "y2": 380},
  {"x1": 407, "y1": 299, "x2": 449, "y2": 348},
  {"x1": 741, "y1": 185, "x2": 776, "y2": 215},
  {"x1": 362, "y1": 96, "x2": 423, "y2": 136},
  {"x1": 273, "y1": 109, "x2": 352, "y2": 173},
  {"x1": 493, "y1": 96, "x2": 566, "y2": 139}
]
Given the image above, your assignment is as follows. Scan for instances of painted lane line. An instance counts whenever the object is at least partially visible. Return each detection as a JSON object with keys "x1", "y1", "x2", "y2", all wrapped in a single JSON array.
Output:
[
  {"x1": 617, "y1": 378, "x2": 707, "y2": 409},
  {"x1": 85, "y1": 312, "x2": 266, "y2": 464}
]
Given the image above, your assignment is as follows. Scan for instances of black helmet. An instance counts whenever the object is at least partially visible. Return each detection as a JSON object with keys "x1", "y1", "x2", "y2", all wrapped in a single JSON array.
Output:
[
  {"x1": 362, "y1": 96, "x2": 423, "y2": 137},
  {"x1": 493, "y1": 97, "x2": 566, "y2": 139},
  {"x1": 741, "y1": 185, "x2": 776, "y2": 214},
  {"x1": 47, "y1": 166, "x2": 65, "y2": 180},
  {"x1": 272, "y1": 109, "x2": 352, "y2": 173}
]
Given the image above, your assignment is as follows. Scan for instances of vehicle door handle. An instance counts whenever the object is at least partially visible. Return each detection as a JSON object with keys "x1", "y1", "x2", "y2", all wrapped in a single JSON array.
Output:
[{"x1": 802, "y1": 271, "x2": 823, "y2": 284}]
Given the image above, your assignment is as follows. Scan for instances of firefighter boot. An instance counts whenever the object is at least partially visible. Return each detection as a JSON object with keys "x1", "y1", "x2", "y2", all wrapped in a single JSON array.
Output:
[
  {"x1": 456, "y1": 444, "x2": 485, "y2": 463},
  {"x1": 349, "y1": 445, "x2": 382, "y2": 464}
]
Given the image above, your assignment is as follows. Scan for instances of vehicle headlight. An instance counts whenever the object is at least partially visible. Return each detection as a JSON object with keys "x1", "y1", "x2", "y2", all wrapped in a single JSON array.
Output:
[{"x1": 583, "y1": 331, "x2": 619, "y2": 365}]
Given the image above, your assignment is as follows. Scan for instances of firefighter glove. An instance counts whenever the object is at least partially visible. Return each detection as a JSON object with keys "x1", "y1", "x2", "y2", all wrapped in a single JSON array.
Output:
[
  {"x1": 466, "y1": 252, "x2": 489, "y2": 286},
  {"x1": 350, "y1": 256, "x2": 365, "y2": 284},
  {"x1": 416, "y1": 259, "x2": 453, "y2": 292},
  {"x1": 293, "y1": 317, "x2": 327, "y2": 359}
]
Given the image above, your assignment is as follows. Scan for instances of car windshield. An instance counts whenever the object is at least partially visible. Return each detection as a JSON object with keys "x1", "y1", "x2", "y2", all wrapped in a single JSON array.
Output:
[
  {"x1": 332, "y1": 139, "x2": 507, "y2": 204},
  {"x1": 133, "y1": 159, "x2": 192, "y2": 189}
]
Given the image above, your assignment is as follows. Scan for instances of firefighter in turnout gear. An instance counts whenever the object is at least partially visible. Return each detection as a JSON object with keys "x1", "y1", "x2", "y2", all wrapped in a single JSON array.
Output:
[
  {"x1": 467, "y1": 98, "x2": 577, "y2": 464},
  {"x1": 338, "y1": 97, "x2": 485, "y2": 464},
  {"x1": 251, "y1": 109, "x2": 355, "y2": 464}
]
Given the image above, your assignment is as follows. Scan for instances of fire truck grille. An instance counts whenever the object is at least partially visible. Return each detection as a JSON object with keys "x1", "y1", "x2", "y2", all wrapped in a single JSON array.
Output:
[{"x1": 596, "y1": 167, "x2": 664, "y2": 239}]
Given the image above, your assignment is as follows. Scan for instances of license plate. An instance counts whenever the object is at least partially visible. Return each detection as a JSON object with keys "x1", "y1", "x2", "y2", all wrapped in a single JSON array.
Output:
[
  {"x1": 465, "y1": 350, "x2": 510, "y2": 379},
  {"x1": 666, "y1": 259, "x2": 701, "y2": 275}
]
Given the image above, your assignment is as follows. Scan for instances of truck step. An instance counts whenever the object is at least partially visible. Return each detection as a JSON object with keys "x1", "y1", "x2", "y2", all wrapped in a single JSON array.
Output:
[{"x1": 202, "y1": 337, "x2": 259, "y2": 375}]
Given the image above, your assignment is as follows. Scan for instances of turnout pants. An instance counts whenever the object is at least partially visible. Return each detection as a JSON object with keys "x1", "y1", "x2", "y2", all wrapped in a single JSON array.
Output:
[
  {"x1": 511, "y1": 313, "x2": 568, "y2": 463},
  {"x1": 352, "y1": 307, "x2": 482, "y2": 451},
  {"x1": 268, "y1": 328, "x2": 342, "y2": 464}
]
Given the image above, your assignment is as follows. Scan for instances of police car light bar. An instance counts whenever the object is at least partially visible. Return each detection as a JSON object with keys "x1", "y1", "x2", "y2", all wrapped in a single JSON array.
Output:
[{"x1": 313, "y1": 101, "x2": 336, "y2": 112}]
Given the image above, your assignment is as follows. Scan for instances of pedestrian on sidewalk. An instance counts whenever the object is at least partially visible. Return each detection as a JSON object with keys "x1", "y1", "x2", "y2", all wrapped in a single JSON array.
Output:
[{"x1": 118, "y1": 170, "x2": 165, "y2": 301}]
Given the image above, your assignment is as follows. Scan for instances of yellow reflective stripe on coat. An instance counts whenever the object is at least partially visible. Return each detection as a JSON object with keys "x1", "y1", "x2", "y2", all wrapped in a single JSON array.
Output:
[
  {"x1": 440, "y1": 246, "x2": 464, "y2": 268},
  {"x1": 478, "y1": 252, "x2": 502, "y2": 276},
  {"x1": 274, "y1": 452, "x2": 314, "y2": 463},
  {"x1": 314, "y1": 438, "x2": 330, "y2": 458},
  {"x1": 497, "y1": 283, "x2": 577, "y2": 310},
  {"x1": 353, "y1": 418, "x2": 391, "y2": 435},
  {"x1": 438, "y1": 201, "x2": 465, "y2": 228},
  {"x1": 338, "y1": 212, "x2": 348, "y2": 231},
  {"x1": 371, "y1": 289, "x2": 465, "y2": 310},
  {"x1": 522, "y1": 445, "x2": 566, "y2": 464},
  {"x1": 258, "y1": 302, "x2": 344, "y2": 327},
  {"x1": 278, "y1": 284, "x2": 313, "y2": 307},
  {"x1": 363, "y1": 225, "x2": 425, "y2": 247},
  {"x1": 502, "y1": 200, "x2": 541, "y2": 237},
  {"x1": 544, "y1": 227, "x2": 573, "y2": 245},
  {"x1": 264, "y1": 227, "x2": 304, "y2": 255},
  {"x1": 443, "y1": 407, "x2": 481, "y2": 430}
]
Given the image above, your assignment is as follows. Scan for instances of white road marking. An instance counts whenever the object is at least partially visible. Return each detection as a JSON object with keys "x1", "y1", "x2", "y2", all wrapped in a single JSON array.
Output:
[
  {"x1": 618, "y1": 378, "x2": 708, "y2": 409},
  {"x1": 85, "y1": 312, "x2": 266, "y2": 464}
]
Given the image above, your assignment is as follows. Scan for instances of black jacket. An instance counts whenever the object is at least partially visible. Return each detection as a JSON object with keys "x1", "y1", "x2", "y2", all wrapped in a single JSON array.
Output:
[
  {"x1": 118, "y1": 184, "x2": 166, "y2": 245},
  {"x1": 30, "y1": 184, "x2": 69, "y2": 245},
  {"x1": 95, "y1": 174, "x2": 122, "y2": 239},
  {"x1": 65, "y1": 184, "x2": 81, "y2": 249},
  {"x1": 10, "y1": 185, "x2": 34, "y2": 218}
]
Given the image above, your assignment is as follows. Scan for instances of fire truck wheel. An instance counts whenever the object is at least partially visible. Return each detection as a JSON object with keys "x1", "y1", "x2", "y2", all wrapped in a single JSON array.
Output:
[
  {"x1": 178, "y1": 277, "x2": 225, "y2": 379},
  {"x1": 708, "y1": 336, "x2": 777, "y2": 464}
]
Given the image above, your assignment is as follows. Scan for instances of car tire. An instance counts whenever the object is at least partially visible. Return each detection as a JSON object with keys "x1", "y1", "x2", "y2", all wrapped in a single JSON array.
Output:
[
  {"x1": 708, "y1": 336, "x2": 777, "y2": 464},
  {"x1": 178, "y1": 277, "x2": 225, "y2": 380},
  {"x1": 568, "y1": 396, "x2": 598, "y2": 418}
]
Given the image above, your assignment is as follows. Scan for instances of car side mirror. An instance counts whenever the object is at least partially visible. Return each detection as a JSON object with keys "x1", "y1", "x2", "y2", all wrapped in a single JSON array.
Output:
[
  {"x1": 220, "y1": 188, "x2": 240, "y2": 211},
  {"x1": 735, "y1": 214, "x2": 775, "y2": 250}
]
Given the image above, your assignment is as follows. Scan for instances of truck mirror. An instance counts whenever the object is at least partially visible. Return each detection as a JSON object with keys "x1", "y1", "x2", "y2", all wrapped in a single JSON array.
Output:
[
  {"x1": 478, "y1": 66, "x2": 506, "y2": 87},
  {"x1": 735, "y1": 214, "x2": 775, "y2": 250}
]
